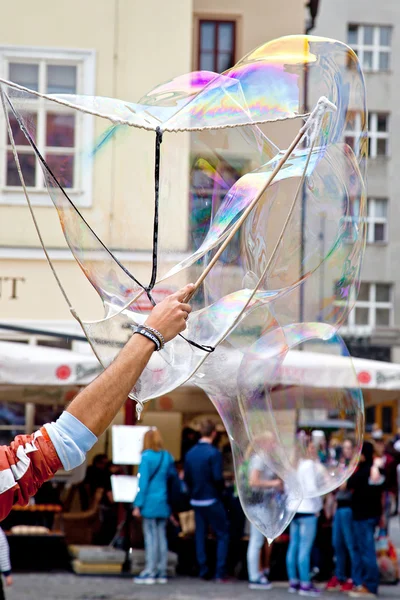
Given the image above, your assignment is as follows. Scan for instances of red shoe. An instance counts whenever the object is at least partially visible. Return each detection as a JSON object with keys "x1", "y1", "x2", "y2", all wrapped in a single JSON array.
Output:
[
  {"x1": 326, "y1": 576, "x2": 341, "y2": 592},
  {"x1": 341, "y1": 580, "x2": 354, "y2": 592}
]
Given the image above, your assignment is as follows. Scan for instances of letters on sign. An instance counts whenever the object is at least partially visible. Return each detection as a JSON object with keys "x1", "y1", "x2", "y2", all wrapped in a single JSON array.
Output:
[{"x1": 0, "y1": 277, "x2": 25, "y2": 299}]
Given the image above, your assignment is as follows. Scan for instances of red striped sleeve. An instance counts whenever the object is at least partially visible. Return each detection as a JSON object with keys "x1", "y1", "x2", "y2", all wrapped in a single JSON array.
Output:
[{"x1": 0, "y1": 428, "x2": 62, "y2": 521}]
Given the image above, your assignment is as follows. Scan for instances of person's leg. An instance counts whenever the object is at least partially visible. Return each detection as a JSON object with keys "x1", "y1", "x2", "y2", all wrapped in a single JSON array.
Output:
[
  {"x1": 298, "y1": 515, "x2": 318, "y2": 585},
  {"x1": 194, "y1": 507, "x2": 208, "y2": 578},
  {"x1": 358, "y1": 519, "x2": 380, "y2": 595},
  {"x1": 206, "y1": 500, "x2": 230, "y2": 579},
  {"x1": 333, "y1": 509, "x2": 347, "y2": 582},
  {"x1": 0, "y1": 577, "x2": 5, "y2": 600},
  {"x1": 339, "y1": 508, "x2": 357, "y2": 583},
  {"x1": 286, "y1": 518, "x2": 300, "y2": 584},
  {"x1": 247, "y1": 522, "x2": 266, "y2": 582},
  {"x1": 142, "y1": 518, "x2": 158, "y2": 577},
  {"x1": 156, "y1": 518, "x2": 168, "y2": 579},
  {"x1": 351, "y1": 520, "x2": 364, "y2": 588}
]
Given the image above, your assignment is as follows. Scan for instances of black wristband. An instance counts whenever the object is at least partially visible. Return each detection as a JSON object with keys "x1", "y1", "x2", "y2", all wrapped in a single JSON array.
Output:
[{"x1": 134, "y1": 326, "x2": 161, "y2": 351}]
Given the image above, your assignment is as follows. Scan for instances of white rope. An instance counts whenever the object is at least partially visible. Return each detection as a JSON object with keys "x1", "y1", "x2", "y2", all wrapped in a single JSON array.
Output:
[
  {"x1": 300, "y1": 95, "x2": 337, "y2": 146},
  {"x1": 0, "y1": 75, "x2": 310, "y2": 133}
]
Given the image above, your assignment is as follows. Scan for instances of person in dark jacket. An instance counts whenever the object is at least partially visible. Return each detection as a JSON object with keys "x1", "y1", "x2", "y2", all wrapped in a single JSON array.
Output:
[
  {"x1": 347, "y1": 441, "x2": 384, "y2": 598},
  {"x1": 184, "y1": 420, "x2": 229, "y2": 582},
  {"x1": 133, "y1": 428, "x2": 174, "y2": 585}
]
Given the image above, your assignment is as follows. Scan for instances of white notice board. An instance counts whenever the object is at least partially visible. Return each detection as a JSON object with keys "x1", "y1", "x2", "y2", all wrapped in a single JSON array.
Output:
[
  {"x1": 111, "y1": 475, "x2": 138, "y2": 503},
  {"x1": 112, "y1": 425, "x2": 150, "y2": 465}
]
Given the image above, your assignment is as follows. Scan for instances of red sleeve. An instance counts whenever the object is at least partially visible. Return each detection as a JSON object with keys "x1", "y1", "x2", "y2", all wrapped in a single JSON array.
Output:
[{"x1": 0, "y1": 428, "x2": 62, "y2": 521}]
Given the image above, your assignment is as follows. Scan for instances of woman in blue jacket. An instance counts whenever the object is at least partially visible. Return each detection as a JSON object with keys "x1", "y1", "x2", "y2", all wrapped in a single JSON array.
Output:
[{"x1": 133, "y1": 428, "x2": 174, "y2": 584}]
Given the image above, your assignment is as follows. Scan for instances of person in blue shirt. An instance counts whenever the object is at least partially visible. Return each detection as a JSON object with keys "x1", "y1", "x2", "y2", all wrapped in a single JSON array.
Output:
[
  {"x1": 133, "y1": 428, "x2": 174, "y2": 585},
  {"x1": 184, "y1": 419, "x2": 229, "y2": 582}
]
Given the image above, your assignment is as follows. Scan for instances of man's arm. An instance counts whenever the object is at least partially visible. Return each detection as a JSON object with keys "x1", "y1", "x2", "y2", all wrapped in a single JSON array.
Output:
[
  {"x1": 249, "y1": 469, "x2": 282, "y2": 490},
  {"x1": 67, "y1": 284, "x2": 193, "y2": 437},
  {"x1": 0, "y1": 284, "x2": 193, "y2": 518},
  {"x1": 211, "y1": 451, "x2": 225, "y2": 494}
]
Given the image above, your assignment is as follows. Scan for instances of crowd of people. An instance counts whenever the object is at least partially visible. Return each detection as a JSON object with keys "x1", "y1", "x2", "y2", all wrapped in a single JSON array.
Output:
[
  {"x1": 125, "y1": 421, "x2": 399, "y2": 597},
  {"x1": 0, "y1": 286, "x2": 398, "y2": 598}
]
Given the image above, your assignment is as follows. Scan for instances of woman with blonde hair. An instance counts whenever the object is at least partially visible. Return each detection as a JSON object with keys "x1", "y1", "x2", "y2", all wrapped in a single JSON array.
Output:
[{"x1": 133, "y1": 428, "x2": 174, "y2": 585}]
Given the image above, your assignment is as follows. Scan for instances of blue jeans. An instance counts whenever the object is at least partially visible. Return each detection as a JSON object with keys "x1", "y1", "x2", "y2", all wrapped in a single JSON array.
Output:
[
  {"x1": 333, "y1": 507, "x2": 357, "y2": 582},
  {"x1": 194, "y1": 500, "x2": 229, "y2": 579},
  {"x1": 286, "y1": 514, "x2": 318, "y2": 584},
  {"x1": 247, "y1": 522, "x2": 266, "y2": 582},
  {"x1": 142, "y1": 518, "x2": 168, "y2": 577},
  {"x1": 352, "y1": 519, "x2": 380, "y2": 594}
]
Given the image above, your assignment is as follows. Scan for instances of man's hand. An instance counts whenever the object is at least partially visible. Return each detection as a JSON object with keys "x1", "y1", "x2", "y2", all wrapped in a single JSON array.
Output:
[
  {"x1": 5, "y1": 575, "x2": 12, "y2": 587},
  {"x1": 132, "y1": 507, "x2": 141, "y2": 518},
  {"x1": 145, "y1": 284, "x2": 194, "y2": 342},
  {"x1": 66, "y1": 284, "x2": 195, "y2": 438}
]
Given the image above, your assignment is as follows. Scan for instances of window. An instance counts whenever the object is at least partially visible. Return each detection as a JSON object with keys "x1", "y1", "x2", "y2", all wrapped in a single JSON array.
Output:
[
  {"x1": 365, "y1": 197, "x2": 388, "y2": 242},
  {"x1": 345, "y1": 197, "x2": 388, "y2": 244},
  {"x1": 347, "y1": 24, "x2": 392, "y2": 71},
  {"x1": 0, "y1": 47, "x2": 95, "y2": 206},
  {"x1": 189, "y1": 158, "x2": 244, "y2": 262},
  {"x1": 198, "y1": 20, "x2": 236, "y2": 72},
  {"x1": 344, "y1": 111, "x2": 389, "y2": 158},
  {"x1": 336, "y1": 282, "x2": 393, "y2": 333},
  {"x1": 365, "y1": 406, "x2": 376, "y2": 433},
  {"x1": 368, "y1": 113, "x2": 389, "y2": 157}
]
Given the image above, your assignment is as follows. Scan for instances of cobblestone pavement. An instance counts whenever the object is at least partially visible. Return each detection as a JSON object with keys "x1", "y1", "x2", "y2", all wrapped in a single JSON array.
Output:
[{"x1": 5, "y1": 575, "x2": 400, "y2": 600}]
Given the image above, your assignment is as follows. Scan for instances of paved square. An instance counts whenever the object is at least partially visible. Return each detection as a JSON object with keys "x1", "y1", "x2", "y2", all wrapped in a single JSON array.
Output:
[{"x1": 5, "y1": 575, "x2": 400, "y2": 600}]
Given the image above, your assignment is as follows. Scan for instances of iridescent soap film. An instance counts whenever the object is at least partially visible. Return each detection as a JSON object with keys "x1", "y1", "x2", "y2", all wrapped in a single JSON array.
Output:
[{"x1": 1, "y1": 35, "x2": 367, "y2": 540}]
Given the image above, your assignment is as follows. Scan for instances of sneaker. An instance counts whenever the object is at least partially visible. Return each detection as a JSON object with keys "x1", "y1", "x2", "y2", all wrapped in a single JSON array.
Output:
[
  {"x1": 134, "y1": 574, "x2": 156, "y2": 585},
  {"x1": 289, "y1": 582, "x2": 300, "y2": 593},
  {"x1": 341, "y1": 580, "x2": 354, "y2": 592},
  {"x1": 349, "y1": 585, "x2": 376, "y2": 598},
  {"x1": 299, "y1": 584, "x2": 321, "y2": 597},
  {"x1": 326, "y1": 576, "x2": 342, "y2": 592},
  {"x1": 249, "y1": 576, "x2": 273, "y2": 590},
  {"x1": 156, "y1": 575, "x2": 168, "y2": 584}
]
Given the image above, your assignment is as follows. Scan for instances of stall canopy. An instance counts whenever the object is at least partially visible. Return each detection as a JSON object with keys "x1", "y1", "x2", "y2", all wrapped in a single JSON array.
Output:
[
  {"x1": 0, "y1": 341, "x2": 101, "y2": 386},
  {"x1": 273, "y1": 350, "x2": 400, "y2": 391},
  {"x1": 0, "y1": 341, "x2": 400, "y2": 392}
]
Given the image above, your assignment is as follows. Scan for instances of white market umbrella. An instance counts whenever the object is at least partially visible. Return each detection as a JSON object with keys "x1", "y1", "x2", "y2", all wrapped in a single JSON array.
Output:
[
  {"x1": 279, "y1": 350, "x2": 400, "y2": 391},
  {"x1": 0, "y1": 341, "x2": 101, "y2": 386}
]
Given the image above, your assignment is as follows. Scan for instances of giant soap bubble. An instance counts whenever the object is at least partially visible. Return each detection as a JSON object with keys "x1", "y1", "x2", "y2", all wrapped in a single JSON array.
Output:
[{"x1": 0, "y1": 35, "x2": 367, "y2": 539}]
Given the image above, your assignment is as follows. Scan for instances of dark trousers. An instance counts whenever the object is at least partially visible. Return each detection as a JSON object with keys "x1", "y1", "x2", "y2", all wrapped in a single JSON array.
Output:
[
  {"x1": 333, "y1": 507, "x2": 357, "y2": 582},
  {"x1": 352, "y1": 518, "x2": 380, "y2": 594},
  {"x1": 0, "y1": 576, "x2": 5, "y2": 600},
  {"x1": 194, "y1": 500, "x2": 229, "y2": 579}
]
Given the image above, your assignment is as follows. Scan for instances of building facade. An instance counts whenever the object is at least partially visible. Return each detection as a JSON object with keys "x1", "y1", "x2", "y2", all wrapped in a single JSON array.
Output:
[
  {"x1": 0, "y1": 0, "x2": 305, "y2": 442},
  {"x1": 314, "y1": 0, "x2": 400, "y2": 433},
  {"x1": 0, "y1": 0, "x2": 304, "y2": 333}
]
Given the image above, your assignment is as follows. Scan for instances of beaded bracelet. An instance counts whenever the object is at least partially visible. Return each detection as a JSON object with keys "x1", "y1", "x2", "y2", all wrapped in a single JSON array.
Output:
[
  {"x1": 134, "y1": 326, "x2": 161, "y2": 351},
  {"x1": 142, "y1": 325, "x2": 165, "y2": 350}
]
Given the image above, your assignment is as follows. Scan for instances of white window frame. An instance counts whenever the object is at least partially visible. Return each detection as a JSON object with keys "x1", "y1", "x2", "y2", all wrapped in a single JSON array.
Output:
[
  {"x1": 368, "y1": 112, "x2": 389, "y2": 158},
  {"x1": 366, "y1": 197, "x2": 388, "y2": 243},
  {"x1": 348, "y1": 24, "x2": 392, "y2": 72},
  {"x1": 337, "y1": 282, "x2": 393, "y2": 336},
  {"x1": 0, "y1": 46, "x2": 96, "y2": 207},
  {"x1": 344, "y1": 111, "x2": 389, "y2": 158},
  {"x1": 344, "y1": 197, "x2": 388, "y2": 244}
]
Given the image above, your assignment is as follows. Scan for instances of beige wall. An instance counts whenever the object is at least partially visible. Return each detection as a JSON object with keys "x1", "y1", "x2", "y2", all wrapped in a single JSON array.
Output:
[
  {"x1": 0, "y1": 0, "x2": 193, "y2": 251},
  {"x1": 0, "y1": 0, "x2": 304, "y2": 325}
]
